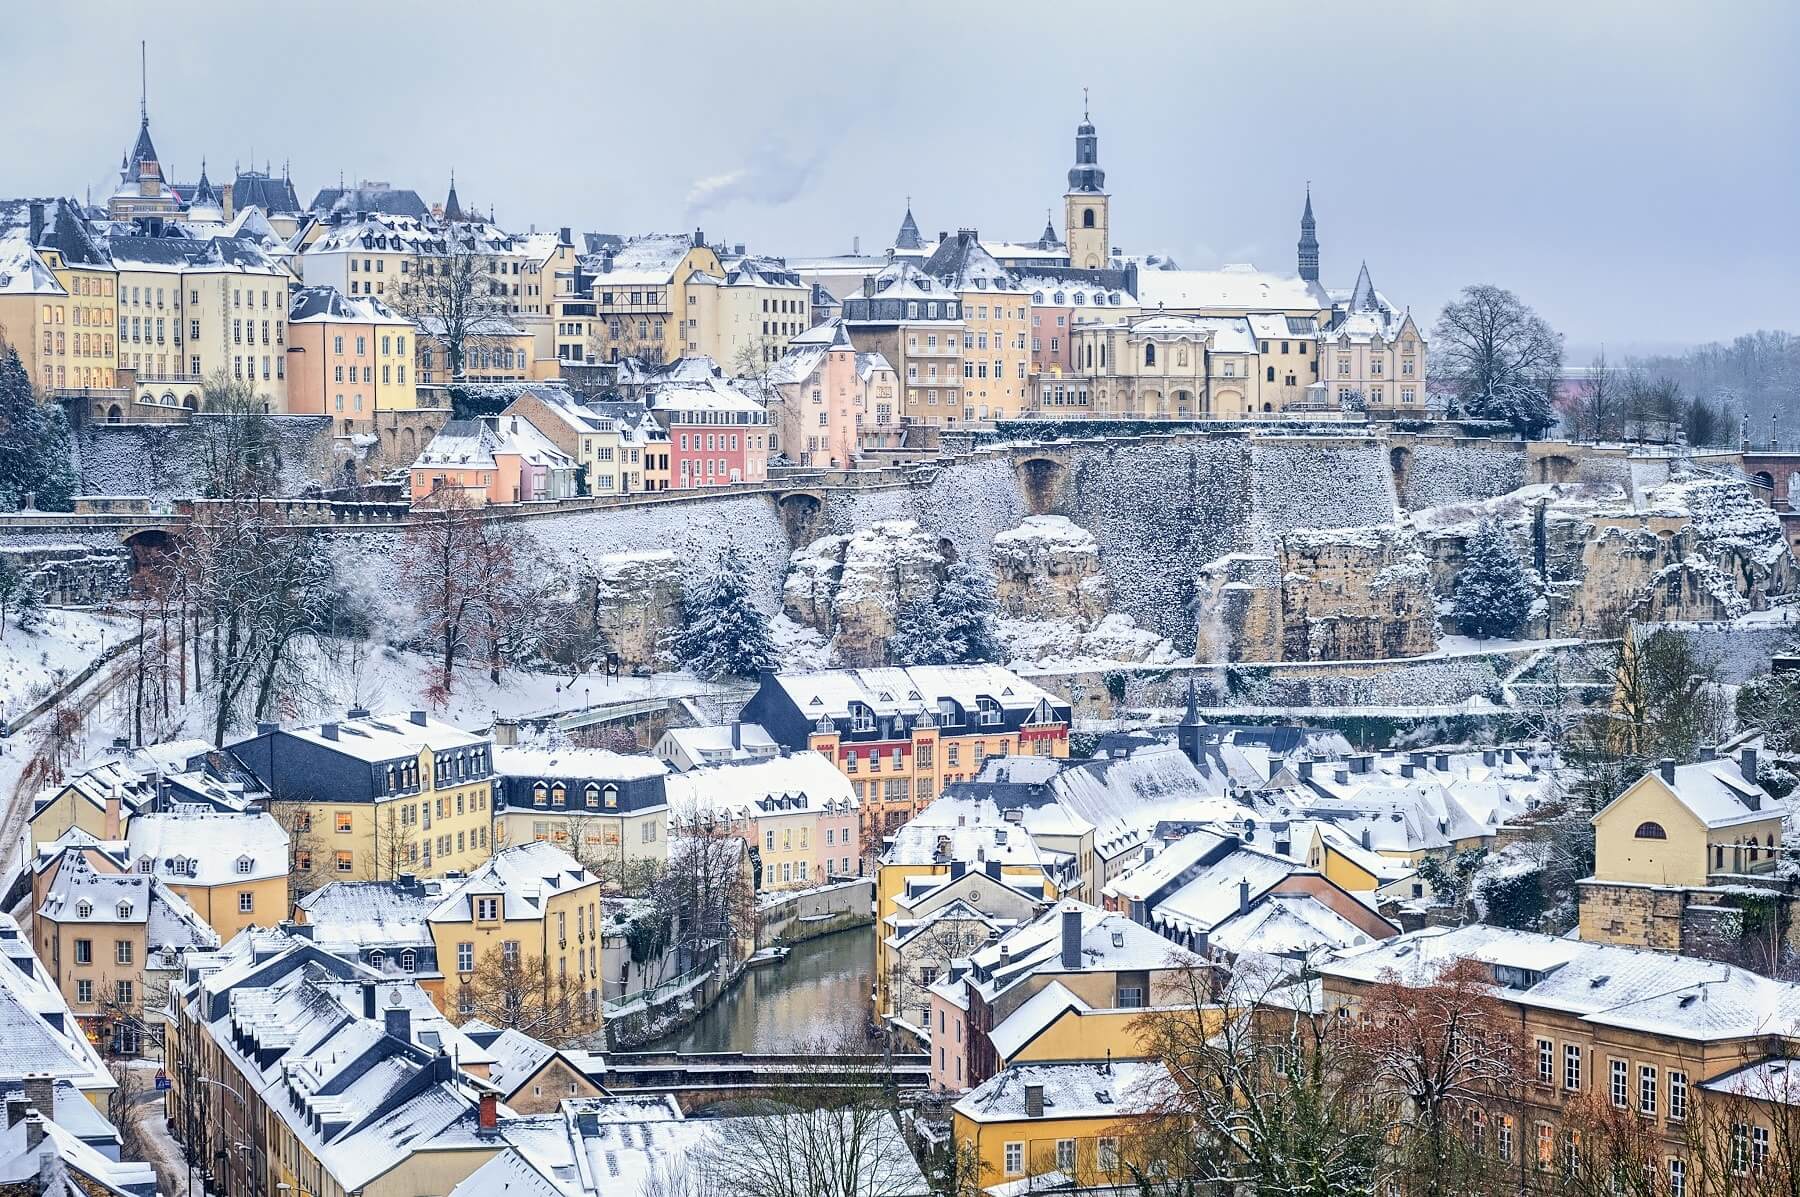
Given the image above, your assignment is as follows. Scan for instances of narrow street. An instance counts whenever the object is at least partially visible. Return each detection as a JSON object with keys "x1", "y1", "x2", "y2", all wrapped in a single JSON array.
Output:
[{"x1": 118, "y1": 1059, "x2": 189, "y2": 1197}]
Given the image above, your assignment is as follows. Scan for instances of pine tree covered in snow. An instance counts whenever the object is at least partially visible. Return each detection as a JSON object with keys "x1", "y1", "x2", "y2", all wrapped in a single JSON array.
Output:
[
  {"x1": 886, "y1": 598, "x2": 958, "y2": 666},
  {"x1": 675, "y1": 551, "x2": 775, "y2": 679},
  {"x1": 0, "y1": 346, "x2": 75, "y2": 512},
  {"x1": 1453, "y1": 519, "x2": 1537, "y2": 638},
  {"x1": 935, "y1": 559, "x2": 1001, "y2": 664}
]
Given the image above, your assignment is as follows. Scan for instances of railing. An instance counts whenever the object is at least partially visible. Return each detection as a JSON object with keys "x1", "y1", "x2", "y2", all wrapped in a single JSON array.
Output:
[{"x1": 603, "y1": 961, "x2": 715, "y2": 1016}]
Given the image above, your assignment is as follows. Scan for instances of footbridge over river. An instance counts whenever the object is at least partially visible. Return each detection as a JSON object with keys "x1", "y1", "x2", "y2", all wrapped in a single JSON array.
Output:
[{"x1": 591, "y1": 1050, "x2": 931, "y2": 1114}]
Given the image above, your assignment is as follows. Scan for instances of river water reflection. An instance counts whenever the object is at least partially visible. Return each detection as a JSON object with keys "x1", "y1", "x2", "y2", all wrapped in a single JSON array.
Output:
[{"x1": 647, "y1": 927, "x2": 875, "y2": 1053}]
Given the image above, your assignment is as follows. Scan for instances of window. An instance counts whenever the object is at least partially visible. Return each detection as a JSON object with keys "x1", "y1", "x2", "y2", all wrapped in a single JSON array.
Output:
[
  {"x1": 1611, "y1": 1058, "x2": 1628, "y2": 1108},
  {"x1": 1634, "y1": 821, "x2": 1668, "y2": 839},
  {"x1": 335, "y1": 811, "x2": 354, "y2": 833},
  {"x1": 1640, "y1": 1064, "x2": 1658, "y2": 1116},
  {"x1": 457, "y1": 942, "x2": 474, "y2": 972},
  {"x1": 1119, "y1": 985, "x2": 1144, "y2": 1008},
  {"x1": 1669, "y1": 1070, "x2": 1688, "y2": 1121},
  {"x1": 369, "y1": 949, "x2": 386, "y2": 970},
  {"x1": 1004, "y1": 1143, "x2": 1023, "y2": 1175},
  {"x1": 400, "y1": 950, "x2": 416, "y2": 972},
  {"x1": 115, "y1": 941, "x2": 133, "y2": 965},
  {"x1": 116, "y1": 980, "x2": 134, "y2": 1006},
  {"x1": 1497, "y1": 1115, "x2": 1513, "y2": 1162},
  {"x1": 335, "y1": 851, "x2": 353, "y2": 873},
  {"x1": 1669, "y1": 1158, "x2": 1685, "y2": 1197},
  {"x1": 1564, "y1": 1043, "x2": 1581, "y2": 1091},
  {"x1": 502, "y1": 940, "x2": 520, "y2": 965},
  {"x1": 1537, "y1": 1038, "x2": 1554, "y2": 1084},
  {"x1": 238, "y1": 892, "x2": 254, "y2": 914},
  {"x1": 1056, "y1": 1140, "x2": 1076, "y2": 1171},
  {"x1": 74, "y1": 939, "x2": 91, "y2": 965},
  {"x1": 1535, "y1": 1122, "x2": 1554, "y2": 1170},
  {"x1": 1754, "y1": 1126, "x2": 1769, "y2": 1173},
  {"x1": 1733, "y1": 1124, "x2": 1750, "y2": 1174},
  {"x1": 235, "y1": 857, "x2": 253, "y2": 875},
  {"x1": 75, "y1": 979, "x2": 92, "y2": 1004},
  {"x1": 1098, "y1": 1137, "x2": 1119, "y2": 1171}
]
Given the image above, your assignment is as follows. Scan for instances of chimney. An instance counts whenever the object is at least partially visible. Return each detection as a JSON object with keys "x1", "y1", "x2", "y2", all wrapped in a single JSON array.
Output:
[
  {"x1": 1659, "y1": 758, "x2": 1676, "y2": 784},
  {"x1": 1060, "y1": 907, "x2": 1081, "y2": 970},
  {"x1": 320, "y1": 721, "x2": 339, "y2": 741},
  {"x1": 734, "y1": 243, "x2": 746, "y2": 256},
  {"x1": 347, "y1": 706, "x2": 370, "y2": 719},
  {"x1": 385, "y1": 1001, "x2": 412, "y2": 1042},
  {"x1": 1400, "y1": 763, "x2": 1415, "y2": 779},
  {"x1": 861, "y1": 275, "x2": 876, "y2": 297},
  {"x1": 1434, "y1": 753, "x2": 1451, "y2": 771},
  {"x1": 558, "y1": 226, "x2": 572, "y2": 246},
  {"x1": 985, "y1": 860, "x2": 1002, "y2": 881},
  {"x1": 936, "y1": 231, "x2": 948, "y2": 244},
  {"x1": 410, "y1": 709, "x2": 428, "y2": 726},
  {"x1": 731, "y1": 722, "x2": 742, "y2": 749},
  {"x1": 1741, "y1": 746, "x2": 1759, "y2": 785},
  {"x1": 103, "y1": 792, "x2": 121, "y2": 841},
  {"x1": 999, "y1": 945, "x2": 1011, "y2": 967},
  {"x1": 1699, "y1": 745, "x2": 1717, "y2": 762},
  {"x1": 256, "y1": 721, "x2": 278, "y2": 736},
  {"x1": 3, "y1": 1098, "x2": 24, "y2": 1128},
  {"x1": 1353, "y1": 754, "x2": 1373, "y2": 774},
  {"x1": 20, "y1": 1077, "x2": 52, "y2": 1120},
  {"x1": 1482, "y1": 749, "x2": 1496, "y2": 767},
  {"x1": 478, "y1": 1090, "x2": 498, "y2": 1130},
  {"x1": 1334, "y1": 767, "x2": 1349, "y2": 785},
  {"x1": 362, "y1": 981, "x2": 378, "y2": 1018},
  {"x1": 600, "y1": 253, "x2": 613, "y2": 273},
  {"x1": 1298, "y1": 760, "x2": 1313, "y2": 780},
  {"x1": 22, "y1": 1112, "x2": 43, "y2": 1153},
  {"x1": 692, "y1": 227, "x2": 704, "y2": 249},
  {"x1": 1024, "y1": 1083, "x2": 1044, "y2": 1118},
  {"x1": 28, "y1": 201, "x2": 45, "y2": 247},
  {"x1": 1360, "y1": 828, "x2": 1372, "y2": 850},
  {"x1": 949, "y1": 860, "x2": 966, "y2": 881},
  {"x1": 1237, "y1": 878, "x2": 1250, "y2": 915}
]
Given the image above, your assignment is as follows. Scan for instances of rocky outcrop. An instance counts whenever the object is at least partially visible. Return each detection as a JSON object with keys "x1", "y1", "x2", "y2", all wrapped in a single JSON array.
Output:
[
  {"x1": 782, "y1": 521, "x2": 943, "y2": 667},
  {"x1": 1413, "y1": 474, "x2": 1799, "y2": 638},
  {"x1": 589, "y1": 550, "x2": 684, "y2": 671},
  {"x1": 1193, "y1": 525, "x2": 1439, "y2": 662},
  {"x1": 989, "y1": 516, "x2": 1177, "y2": 666}
]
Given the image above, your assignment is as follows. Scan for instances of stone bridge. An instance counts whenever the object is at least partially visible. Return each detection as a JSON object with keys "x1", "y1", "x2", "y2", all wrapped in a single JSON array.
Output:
[{"x1": 593, "y1": 1050, "x2": 930, "y2": 1114}]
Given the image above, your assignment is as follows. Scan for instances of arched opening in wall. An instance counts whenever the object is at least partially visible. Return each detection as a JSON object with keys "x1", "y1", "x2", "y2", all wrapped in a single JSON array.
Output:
[
  {"x1": 1082, "y1": 208, "x2": 1095, "y2": 228},
  {"x1": 402, "y1": 427, "x2": 418, "y2": 454},
  {"x1": 937, "y1": 536, "x2": 959, "y2": 564},
  {"x1": 123, "y1": 529, "x2": 178, "y2": 587},
  {"x1": 1536, "y1": 454, "x2": 1578, "y2": 484},
  {"x1": 1753, "y1": 471, "x2": 1775, "y2": 506},
  {"x1": 1016, "y1": 457, "x2": 1065, "y2": 516},
  {"x1": 776, "y1": 491, "x2": 824, "y2": 546},
  {"x1": 106, "y1": 404, "x2": 122, "y2": 423},
  {"x1": 182, "y1": 394, "x2": 199, "y2": 412},
  {"x1": 1174, "y1": 389, "x2": 1192, "y2": 414},
  {"x1": 1389, "y1": 446, "x2": 1412, "y2": 496}
]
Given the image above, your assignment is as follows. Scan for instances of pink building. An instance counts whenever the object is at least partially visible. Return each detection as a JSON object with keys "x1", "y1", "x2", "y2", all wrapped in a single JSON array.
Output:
[
  {"x1": 650, "y1": 379, "x2": 770, "y2": 489},
  {"x1": 664, "y1": 752, "x2": 861, "y2": 891},
  {"x1": 1018, "y1": 277, "x2": 1132, "y2": 405},
  {"x1": 771, "y1": 320, "x2": 866, "y2": 468},
  {"x1": 408, "y1": 413, "x2": 578, "y2": 506}
]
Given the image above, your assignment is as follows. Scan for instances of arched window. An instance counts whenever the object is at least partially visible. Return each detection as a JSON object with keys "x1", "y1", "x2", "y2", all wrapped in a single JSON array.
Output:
[
  {"x1": 584, "y1": 782, "x2": 600, "y2": 809},
  {"x1": 551, "y1": 782, "x2": 567, "y2": 807},
  {"x1": 1633, "y1": 822, "x2": 1667, "y2": 840},
  {"x1": 532, "y1": 781, "x2": 548, "y2": 807},
  {"x1": 400, "y1": 950, "x2": 417, "y2": 972},
  {"x1": 369, "y1": 950, "x2": 385, "y2": 969},
  {"x1": 1144, "y1": 343, "x2": 1156, "y2": 366},
  {"x1": 1082, "y1": 208, "x2": 1095, "y2": 229}
]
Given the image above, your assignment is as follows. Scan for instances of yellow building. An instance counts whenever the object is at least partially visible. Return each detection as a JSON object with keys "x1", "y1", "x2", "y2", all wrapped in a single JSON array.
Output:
[
  {"x1": 922, "y1": 230, "x2": 1032, "y2": 421},
  {"x1": 427, "y1": 840, "x2": 604, "y2": 1024},
  {"x1": 683, "y1": 255, "x2": 811, "y2": 369},
  {"x1": 585, "y1": 231, "x2": 721, "y2": 364},
  {"x1": 228, "y1": 710, "x2": 496, "y2": 887},
  {"x1": 489, "y1": 742, "x2": 671, "y2": 888},
  {"x1": 286, "y1": 285, "x2": 417, "y2": 430},
  {"x1": 0, "y1": 199, "x2": 121, "y2": 396},
  {"x1": 32, "y1": 852, "x2": 218, "y2": 1054},
  {"x1": 124, "y1": 808, "x2": 290, "y2": 941},
  {"x1": 952, "y1": 1060, "x2": 1171, "y2": 1190},
  {"x1": 1066, "y1": 314, "x2": 1266, "y2": 417},
  {"x1": 1579, "y1": 751, "x2": 1779, "y2": 949}
]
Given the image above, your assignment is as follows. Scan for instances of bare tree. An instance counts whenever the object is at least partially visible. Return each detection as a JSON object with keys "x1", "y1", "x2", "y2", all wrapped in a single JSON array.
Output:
[
  {"x1": 398, "y1": 490, "x2": 519, "y2": 700},
  {"x1": 192, "y1": 371, "x2": 282, "y2": 499},
  {"x1": 393, "y1": 230, "x2": 509, "y2": 384},
  {"x1": 1432, "y1": 284, "x2": 1563, "y2": 436},
  {"x1": 1626, "y1": 373, "x2": 1686, "y2": 444},
  {"x1": 452, "y1": 949, "x2": 599, "y2": 1047},
  {"x1": 1565, "y1": 350, "x2": 1628, "y2": 442},
  {"x1": 652, "y1": 832, "x2": 756, "y2": 973}
]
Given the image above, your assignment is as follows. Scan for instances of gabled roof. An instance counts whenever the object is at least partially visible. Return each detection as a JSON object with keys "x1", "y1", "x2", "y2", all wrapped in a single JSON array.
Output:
[
  {"x1": 429, "y1": 841, "x2": 599, "y2": 924},
  {"x1": 893, "y1": 205, "x2": 924, "y2": 251},
  {"x1": 1595, "y1": 758, "x2": 1775, "y2": 832}
]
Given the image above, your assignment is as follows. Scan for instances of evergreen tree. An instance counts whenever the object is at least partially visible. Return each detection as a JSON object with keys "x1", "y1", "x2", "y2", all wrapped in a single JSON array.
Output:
[
  {"x1": 0, "y1": 559, "x2": 18, "y2": 642},
  {"x1": 1452, "y1": 518, "x2": 1537, "y2": 639},
  {"x1": 0, "y1": 346, "x2": 75, "y2": 512},
  {"x1": 674, "y1": 551, "x2": 775, "y2": 680},
  {"x1": 886, "y1": 597, "x2": 957, "y2": 666},
  {"x1": 935, "y1": 559, "x2": 1000, "y2": 664}
]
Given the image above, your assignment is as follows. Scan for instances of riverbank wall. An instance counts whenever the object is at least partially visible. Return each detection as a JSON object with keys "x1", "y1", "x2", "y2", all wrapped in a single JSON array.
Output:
[{"x1": 757, "y1": 878, "x2": 875, "y2": 949}]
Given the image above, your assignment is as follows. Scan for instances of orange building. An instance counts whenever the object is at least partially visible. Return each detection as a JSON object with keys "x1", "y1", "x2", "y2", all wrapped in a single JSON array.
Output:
[{"x1": 286, "y1": 285, "x2": 416, "y2": 434}]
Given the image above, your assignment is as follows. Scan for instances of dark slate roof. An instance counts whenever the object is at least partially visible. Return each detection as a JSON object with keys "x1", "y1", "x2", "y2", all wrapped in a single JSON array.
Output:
[
  {"x1": 582, "y1": 232, "x2": 624, "y2": 255},
  {"x1": 130, "y1": 119, "x2": 159, "y2": 170},
  {"x1": 232, "y1": 170, "x2": 302, "y2": 214},
  {"x1": 443, "y1": 177, "x2": 464, "y2": 223},
  {"x1": 308, "y1": 185, "x2": 429, "y2": 219},
  {"x1": 893, "y1": 206, "x2": 923, "y2": 251},
  {"x1": 0, "y1": 198, "x2": 108, "y2": 266}
]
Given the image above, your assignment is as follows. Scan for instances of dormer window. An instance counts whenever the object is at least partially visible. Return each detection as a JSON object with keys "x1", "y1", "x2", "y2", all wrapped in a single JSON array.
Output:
[
  {"x1": 235, "y1": 857, "x2": 254, "y2": 875},
  {"x1": 551, "y1": 782, "x2": 567, "y2": 808},
  {"x1": 76, "y1": 901, "x2": 93, "y2": 919},
  {"x1": 584, "y1": 783, "x2": 600, "y2": 809},
  {"x1": 532, "y1": 782, "x2": 548, "y2": 807},
  {"x1": 977, "y1": 698, "x2": 1002, "y2": 726},
  {"x1": 137, "y1": 859, "x2": 154, "y2": 874},
  {"x1": 116, "y1": 902, "x2": 132, "y2": 919},
  {"x1": 369, "y1": 949, "x2": 386, "y2": 969},
  {"x1": 849, "y1": 704, "x2": 875, "y2": 733},
  {"x1": 603, "y1": 784, "x2": 618, "y2": 809},
  {"x1": 400, "y1": 950, "x2": 416, "y2": 972}
]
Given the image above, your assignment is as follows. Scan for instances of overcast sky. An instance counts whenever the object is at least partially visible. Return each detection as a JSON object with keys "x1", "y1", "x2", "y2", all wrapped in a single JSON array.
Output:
[{"x1": 4, "y1": 1, "x2": 1794, "y2": 355}]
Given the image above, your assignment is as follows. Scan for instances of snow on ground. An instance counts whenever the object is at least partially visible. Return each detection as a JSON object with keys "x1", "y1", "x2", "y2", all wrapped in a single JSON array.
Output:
[{"x1": 0, "y1": 609, "x2": 133, "y2": 726}]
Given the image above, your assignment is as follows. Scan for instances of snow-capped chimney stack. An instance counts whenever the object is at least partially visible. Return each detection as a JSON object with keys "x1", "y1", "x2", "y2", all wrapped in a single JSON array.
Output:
[
  {"x1": 22, "y1": 1112, "x2": 43, "y2": 1153},
  {"x1": 1400, "y1": 763, "x2": 1415, "y2": 779},
  {"x1": 1237, "y1": 878, "x2": 1250, "y2": 915},
  {"x1": 1741, "y1": 746, "x2": 1759, "y2": 785},
  {"x1": 1659, "y1": 758, "x2": 1676, "y2": 784},
  {"x1": 1360, "y1": 828, "x2": 1372, "y2": 851},
  {"x1": 27, "y1": 202, "x2": 44, "y2": 247},
  {"x1": 320, "y1": 722, "x2": 339, "y2": 741},
  {"x1": 1298, "y1": 759, "x2": 1313, "y2": 780},
  {"x1": 1024, "y1": 1083, "x2": 1044, "y2": 1118},
  {"x1": 478, "y1": 1091, "x2": 498, "y2": 1130},
  {"x1": 1434, "y1": 753, "x2": 1451, "y2": 771},
  {"x1": 986, "y1": 859, "x2": 1002, "y2": 881},
  {"x1": 20, "y1": 1076, "x2": 52, "y2": 1120},
  {"x1": 410, "y1": 709, "x2": 427, "y2": 725},
  {"x1": 558, "y1": 226, "x2": 572, "y2": 247},
  {"x1": 691, "y1": 227, "x2": 704, "y2": 249},
  {"x1": 949, "y1": 860, "x2": 966, "y2": 881},
  {"x1": 731, "y1": 722, "x2": 742, "y2": 750},
  {"x1": 1482, "y1": 749, "x2": 1496, "y2": 767},
  {"x1": 1060, "y1": 907, "x2": 1081, "y2": 970},
  {"x1": 384, "y1": 1001, "x2": 412, "y2": 1043},
  {"x1": 103, "y1": 792, "x2": 121, "y2": 841},
  {"x1": 1334, "y1": 767, "x2": 1349, "y2": 785}
]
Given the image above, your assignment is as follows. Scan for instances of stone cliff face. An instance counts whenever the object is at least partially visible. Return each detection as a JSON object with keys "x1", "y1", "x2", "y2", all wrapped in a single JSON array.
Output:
[
  {"x1": 1193, "y1": 526, "x2": 1439, "y2": 662},
  {"x1": 988, "y1": 516, "x2": 1177, "y2": 666},
  {"x1": 1414, "y1": 474, "x2": 1798, "y2": 638},
  {"x1": 782, "y1": 521, "x2": 944, "y2": 667},
  {"x1": 588, "y1": 551, "x2": 685, "y2": 671}
]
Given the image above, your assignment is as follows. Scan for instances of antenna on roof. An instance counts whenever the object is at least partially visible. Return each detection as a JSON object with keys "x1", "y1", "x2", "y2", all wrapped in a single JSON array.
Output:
[
  {"x1": 140, "y1": 41, "x2": 147, "y2": 124},
  {"x1": 1082, "y1": 86, "x2": 1089, "y2": 121}
]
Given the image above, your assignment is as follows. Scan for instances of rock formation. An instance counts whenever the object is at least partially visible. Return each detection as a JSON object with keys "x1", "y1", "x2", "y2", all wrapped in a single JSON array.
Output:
[
  {"x1": 782, "y1": 521, "x2": 943, "y2": 667},
  {"x1": 988, "y1": 516, "x2": 1176, "y2": 666},
  {"x1": 588, "y1": 550, "x2": 684, "y2": 671}
]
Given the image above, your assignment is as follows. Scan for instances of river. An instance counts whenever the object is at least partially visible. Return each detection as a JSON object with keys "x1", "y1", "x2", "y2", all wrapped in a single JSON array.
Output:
[{"x1": 647, "y1": 927, "x2": 876, "y2": 1053}]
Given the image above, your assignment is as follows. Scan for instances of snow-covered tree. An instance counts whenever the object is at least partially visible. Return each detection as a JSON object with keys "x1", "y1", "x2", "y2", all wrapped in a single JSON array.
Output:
[
  {"x1": 1452, "y1": 519, "x2": 1537, "y2": 639},
  {"x1": 0, "y1": 343, "x2": 75, "y2": 511},
  {"x1": 934, "y1": 559, "x2": 1000, "y2": 664},
  {"x1": 885, "y1": 598, "x2": 956, "y2": 666},
  {"x1": 674, "y1": 551, "x2": 775, "y2": 680},
  {"x1": 1431, "y1": 284, "x2": 1562, "y2": 436}
]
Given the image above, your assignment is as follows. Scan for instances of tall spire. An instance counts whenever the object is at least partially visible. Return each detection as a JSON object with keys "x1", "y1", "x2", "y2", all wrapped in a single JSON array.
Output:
[
  {"x1": 140, "y1": 40, "x2": 147, "y2": 125},
  {"x1": 893, "y1": 198, "x2": 923, "y2": 251},
  {"x1": 1067, "y1": 97, "x2": 1104, "y2": 194},
  {"x1": 444, "y1": 170, "x2": 464, "y2": 222},
  {"x1": 1297, "y1": 183, "x2": 1320, "y2": 283}
]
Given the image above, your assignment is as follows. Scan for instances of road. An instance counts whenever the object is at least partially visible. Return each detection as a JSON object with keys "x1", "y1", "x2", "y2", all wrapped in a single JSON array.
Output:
[{"x1": 119, "y1": 1059, "x2": 189, "y2": 1197}]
